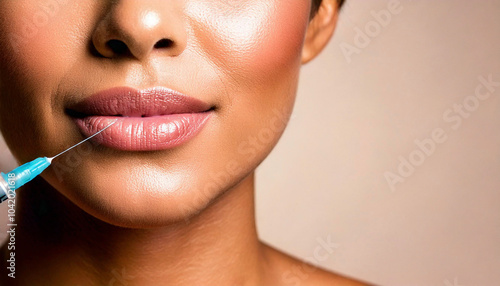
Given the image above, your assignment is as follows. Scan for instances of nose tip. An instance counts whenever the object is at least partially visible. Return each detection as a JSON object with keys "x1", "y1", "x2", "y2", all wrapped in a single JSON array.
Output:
[{"x1": 92, "y1": 2, "x2": 187, "y2": 60}]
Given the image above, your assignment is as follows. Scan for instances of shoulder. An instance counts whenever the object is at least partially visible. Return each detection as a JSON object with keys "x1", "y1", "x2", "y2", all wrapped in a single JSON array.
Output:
[{"x1": 261, "y1": 242, "x2": 376, "y2": 286}]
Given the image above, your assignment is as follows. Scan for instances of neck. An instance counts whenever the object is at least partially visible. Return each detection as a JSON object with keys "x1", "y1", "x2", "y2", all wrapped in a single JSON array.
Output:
[{"x1": 1, "y1": 172, "x2": 267, "y2": 286}]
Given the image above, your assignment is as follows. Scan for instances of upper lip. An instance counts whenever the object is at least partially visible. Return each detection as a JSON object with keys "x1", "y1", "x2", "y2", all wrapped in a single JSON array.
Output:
[{"x1": 67, "y1": 86, "x2": 213, "y2": 117}]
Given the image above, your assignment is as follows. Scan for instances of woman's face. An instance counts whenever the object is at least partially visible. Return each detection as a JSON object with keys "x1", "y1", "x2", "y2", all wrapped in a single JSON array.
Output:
[{"x1": 0, "y1": 0, "x2": 314, "y2": 227}]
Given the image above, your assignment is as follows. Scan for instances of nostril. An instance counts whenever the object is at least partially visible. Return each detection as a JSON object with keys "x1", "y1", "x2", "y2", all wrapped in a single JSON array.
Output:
[
  {"x1": 107, "y1": 39, "x2": 129, "y2": 55},
  {"x1": 154, "y1": 39, "x2": 173, "y2": 49}
]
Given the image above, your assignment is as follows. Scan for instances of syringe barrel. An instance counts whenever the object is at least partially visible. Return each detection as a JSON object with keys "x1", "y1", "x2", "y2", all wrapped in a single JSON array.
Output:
[{"x1": 0, "y1": 157, "x2": 51, "y2": 193}]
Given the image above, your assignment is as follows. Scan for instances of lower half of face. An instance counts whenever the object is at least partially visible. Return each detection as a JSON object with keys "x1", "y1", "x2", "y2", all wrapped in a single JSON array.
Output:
[{"x1": 0, "y1": 0, "x2": 311, "y2": 227}]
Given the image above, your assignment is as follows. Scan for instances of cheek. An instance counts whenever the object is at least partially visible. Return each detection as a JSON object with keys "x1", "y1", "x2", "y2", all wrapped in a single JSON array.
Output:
[
  {"x1": 0, "y1": 2, "x2": 73, "y2": 79},
  {"x1": 187, "y1": 1, "x2": 310, "y2": 81},
  {"x1": 250, "y1": 3, "x2": 310, "y2": 74},
  {"x1": 0, "y1": 1, "x2": 84, "y2": 115},
  {"x1": 0, "y1": 2, "x2": 87, "y2": 160},
  {"x1": 182, "y1": 2, "x2": 310, "y2": 200}
]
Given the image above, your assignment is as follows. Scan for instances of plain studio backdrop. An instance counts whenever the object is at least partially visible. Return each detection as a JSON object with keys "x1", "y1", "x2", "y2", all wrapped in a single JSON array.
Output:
[{"x1": 0, "y1": 0, "x2": 499, "y2": 285}]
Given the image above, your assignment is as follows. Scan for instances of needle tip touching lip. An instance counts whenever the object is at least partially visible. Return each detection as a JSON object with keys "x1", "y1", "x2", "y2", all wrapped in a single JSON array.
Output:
[{"x1": 51, "y1": 120, "x2": 118, "y2": 160}]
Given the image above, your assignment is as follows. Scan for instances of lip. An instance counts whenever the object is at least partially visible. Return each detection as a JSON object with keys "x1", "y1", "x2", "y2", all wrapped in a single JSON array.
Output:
[{"x1": 67, "y1": 86, "x2": 214, "y2": 151}]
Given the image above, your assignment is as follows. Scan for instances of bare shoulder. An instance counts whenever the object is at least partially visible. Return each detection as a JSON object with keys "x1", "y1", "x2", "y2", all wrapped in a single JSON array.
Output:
[{"x1": 261, "y1": 243, "x2": 376, "y2": 286}]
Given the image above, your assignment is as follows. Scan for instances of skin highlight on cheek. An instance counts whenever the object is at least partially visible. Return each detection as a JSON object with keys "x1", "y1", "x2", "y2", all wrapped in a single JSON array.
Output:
[
  {"x1": 250, "y1": 1, "x2": 312, "y2": 74},
  {"x1": 185, "y1": 0, "x2": 310, "y2": 83}
]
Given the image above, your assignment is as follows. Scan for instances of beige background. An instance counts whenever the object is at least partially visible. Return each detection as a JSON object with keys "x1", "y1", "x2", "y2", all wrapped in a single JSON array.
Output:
[{"x1": 1, "y1": 0, "x2": 499, "y2": 285}]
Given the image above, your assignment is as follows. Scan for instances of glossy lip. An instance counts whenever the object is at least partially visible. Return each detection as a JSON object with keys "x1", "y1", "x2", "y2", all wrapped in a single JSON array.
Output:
[{"x1": 67, "y1": 86, "x2": 214, "y2": 151}]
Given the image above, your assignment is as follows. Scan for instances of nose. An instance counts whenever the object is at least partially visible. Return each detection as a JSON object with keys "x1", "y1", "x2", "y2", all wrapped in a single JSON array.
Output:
[{"x1": 92, "y1": 0, "x2": 187, "y2": 60}]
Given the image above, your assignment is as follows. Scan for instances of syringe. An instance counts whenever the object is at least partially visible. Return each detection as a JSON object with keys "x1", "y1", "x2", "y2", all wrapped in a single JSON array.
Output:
[{"x1": 0, "y1": 121, "x2": 116, "y2": 203}]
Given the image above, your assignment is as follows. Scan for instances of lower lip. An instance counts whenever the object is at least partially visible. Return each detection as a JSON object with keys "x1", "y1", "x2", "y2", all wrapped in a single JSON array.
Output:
[{"x1": 73, "y1": 112, "x2": 213, "y2": 151}]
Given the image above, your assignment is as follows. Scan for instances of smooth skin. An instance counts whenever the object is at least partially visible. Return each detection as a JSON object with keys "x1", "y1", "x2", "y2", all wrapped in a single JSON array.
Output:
[{"x1": 0, "y1": 0, "x2": 373, "y2": 285}]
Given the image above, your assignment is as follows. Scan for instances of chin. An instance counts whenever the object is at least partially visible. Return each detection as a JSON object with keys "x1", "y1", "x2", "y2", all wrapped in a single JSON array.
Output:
[{"x1": 42, "y1": 164, "x2": 220, "y2": 229}]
